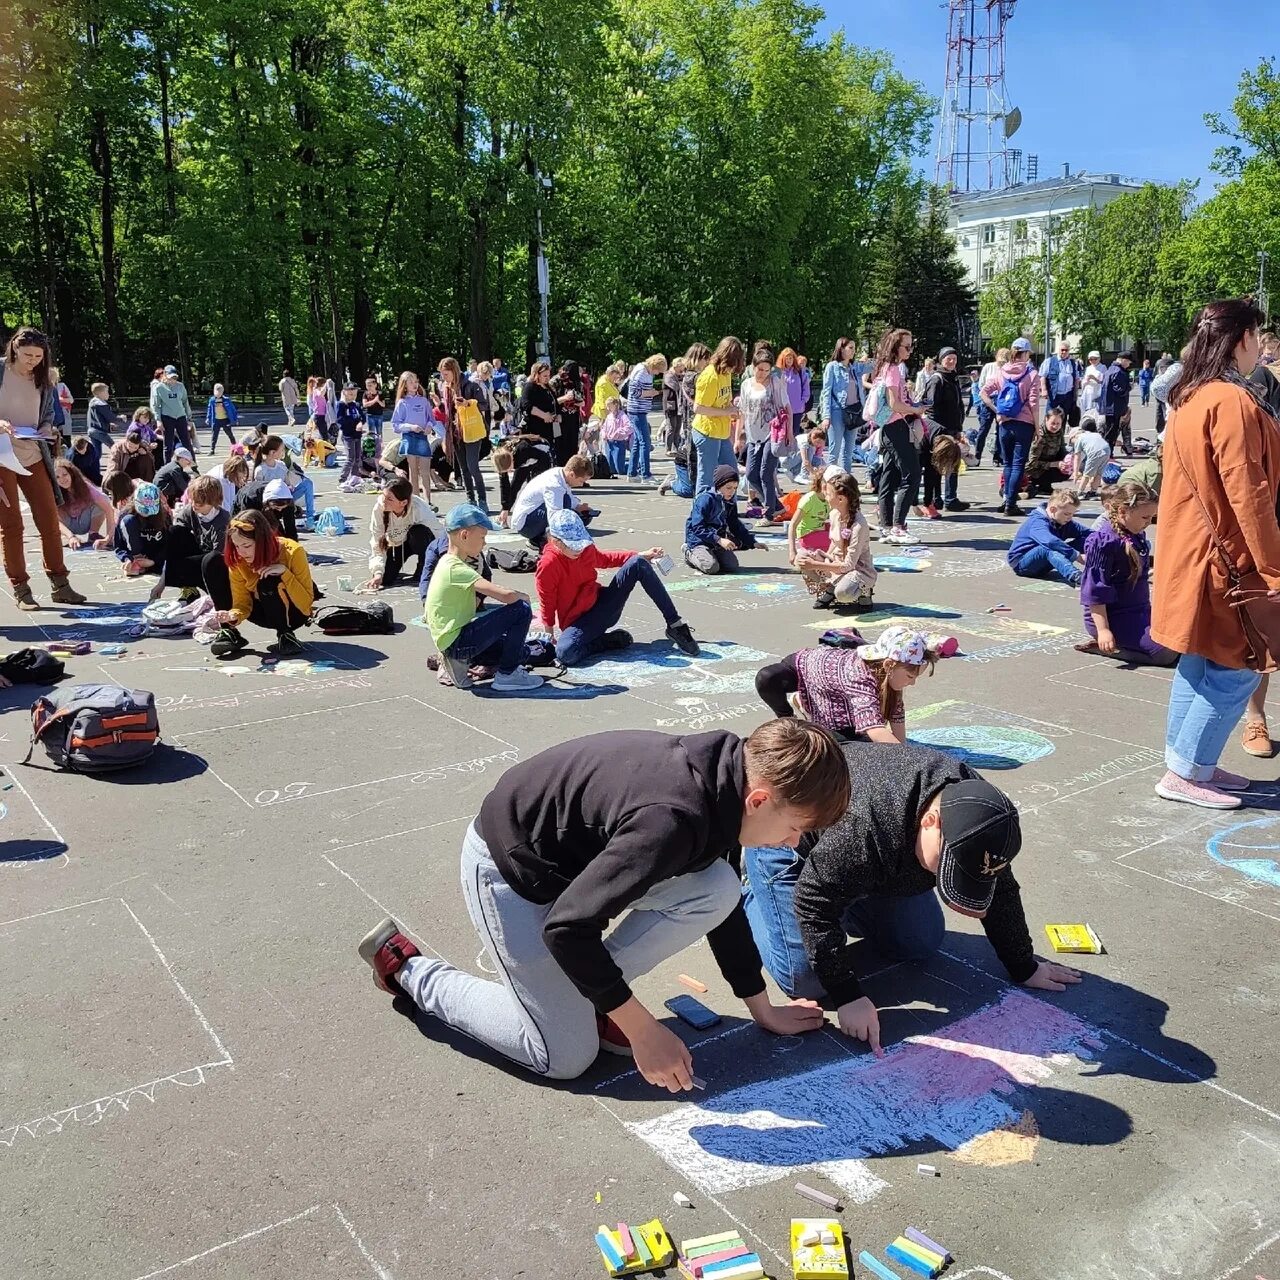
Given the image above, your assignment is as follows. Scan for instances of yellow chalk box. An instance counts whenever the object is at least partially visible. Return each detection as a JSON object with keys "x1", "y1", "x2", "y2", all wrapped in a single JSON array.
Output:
[
  {"x1": 790, "y1": 1218, "x2": 849, "y2": 1279},
  {"x1": 1044, "y1": 923, "x2": 1103, "y2": 954}
]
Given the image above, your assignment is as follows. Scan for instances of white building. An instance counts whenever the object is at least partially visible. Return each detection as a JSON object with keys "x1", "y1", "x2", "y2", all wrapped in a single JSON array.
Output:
[{"x1": 948, "y1": 170, "x2": 1145, "y2": 290}]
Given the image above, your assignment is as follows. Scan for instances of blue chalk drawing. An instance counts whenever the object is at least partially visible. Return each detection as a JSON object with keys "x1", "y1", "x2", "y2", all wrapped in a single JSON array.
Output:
[
  {"x1": 907, "y1": 724, "x2": 1055, "y2": 770},
  {"x1": 873, "y1": 556, "x2": 931, "y2": 573},
  {"x1": 1206, "y1": 817, "x2": 1280, "y2": 889}
]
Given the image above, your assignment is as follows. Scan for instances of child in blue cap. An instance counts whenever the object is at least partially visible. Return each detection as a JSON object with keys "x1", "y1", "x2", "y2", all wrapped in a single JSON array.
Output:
[{"x1": 424, "y1": 503, "x2": 545, "y2": 692}]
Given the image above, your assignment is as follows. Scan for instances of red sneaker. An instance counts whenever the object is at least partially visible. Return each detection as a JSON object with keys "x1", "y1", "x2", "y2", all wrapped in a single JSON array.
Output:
[
  {"x1": 925, "y1": 504, "x2": 942, "y2": 520},
  {"x1": 597, "y1": 1013, "x2": 634, "y2": 1057},
  {"x1": 358, "y1": 917, "x2": 420, "y2": 993}
]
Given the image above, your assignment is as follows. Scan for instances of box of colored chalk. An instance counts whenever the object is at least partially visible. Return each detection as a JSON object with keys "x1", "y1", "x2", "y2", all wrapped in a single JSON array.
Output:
[
  {"x1": 1044, "y1": 922, "x2": 1104, "y2": 954},
  {"x1": 676, "y1": 1228, "x2": 766, "y2": 1280},
  {"x1": 790, "y1": 1218, "x2": 849, "y2": 1279},
  {"x1": 594, "y1": 1218, "x2": 675, "y2": 1275}
]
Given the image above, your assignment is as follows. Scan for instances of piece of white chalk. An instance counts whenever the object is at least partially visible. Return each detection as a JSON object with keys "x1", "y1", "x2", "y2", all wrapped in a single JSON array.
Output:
[
  {"x1": 691, "y1": 1076, "x2": 706, "y2": 1090},
  {"x1": 673, "y1": 1192, "x2": 693, "y2": 1208},
  {"x1": 917, "y1": 1163, "x2": 940, "y2": 1177},
  {"x1": 820, "y1": 1230, "x2": 836, "y2": 1245},
  {"x1": 799, "y1": 1229, "x2": 821, "y2": 1247}
]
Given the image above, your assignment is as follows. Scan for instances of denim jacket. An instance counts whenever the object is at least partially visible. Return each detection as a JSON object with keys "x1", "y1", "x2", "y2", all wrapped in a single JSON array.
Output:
[{"x1": 819, "y1": 360, "x2": 861, "y2": 423}]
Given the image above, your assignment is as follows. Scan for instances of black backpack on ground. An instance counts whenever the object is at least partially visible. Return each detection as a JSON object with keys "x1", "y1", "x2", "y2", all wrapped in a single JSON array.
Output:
[
  {"x1": 591, "y1": 451, "x2": 613, "y2": 480},
  {"x1": 485, "y1": 546, "x2": 538, "y2": 572},
  {"x1": 314, "y1": 601, "x2": 395, "y2": 635},
  {"x1": 0, "y1": 649, "x2": 66, "y2": 684}
]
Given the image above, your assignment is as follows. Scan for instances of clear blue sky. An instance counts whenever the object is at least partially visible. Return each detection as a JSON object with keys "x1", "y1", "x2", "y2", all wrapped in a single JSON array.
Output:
[{"x1": 819, "y1": 0, "x2": 1280, "y2": 202}]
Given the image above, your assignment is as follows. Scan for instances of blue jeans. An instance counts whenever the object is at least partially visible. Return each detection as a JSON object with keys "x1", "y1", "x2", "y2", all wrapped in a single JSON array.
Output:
[
  {"x1": 692, "y1": 429, "x2": 737, "y2": 493},
  {"x1": 745, "y1": 440, "x2": 779, "y2": 513},
  {"x1": 974, "y1": 403, "x2": 996, "y2": 461},
  {"x1": 290, "y1": 473, "x2": 316, "y2": 520},
  {"x1": 999, "y1": 420, "x2": 1034, "y2": 504},
  {"x1": 627, "y1": 412, "x2": 653, "y2": 479},
  {"x1": 555, "y1": 555, "x2": 680, "y2": 665},
  {"x1": 742, "y1": 844, "x2": 946, "y2": 1000},
  {"x1": 1012, "y1": 544, "x2": 1080, "y2": 585},
  {"x1": 1165, "y1": 655, "x2": 1261, "y2": 782},
  {"x1": 826, "y1": 407, "x2": 858, "y2": 473},
  {"x1": 446, "y1": 600, "x2": 533, "y2": 676},
  {"x1": 604, "y1": 440, "x2": 629, "y2": 476}
]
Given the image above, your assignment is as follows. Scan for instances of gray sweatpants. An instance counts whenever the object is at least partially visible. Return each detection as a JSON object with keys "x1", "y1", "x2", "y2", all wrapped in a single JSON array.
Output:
[
  {"x1": 684, "y1": 543, "x2": 739, "y2": 575},
  {"x1": 396, "y1": 822, "x2": 742, "y2": 1079}
]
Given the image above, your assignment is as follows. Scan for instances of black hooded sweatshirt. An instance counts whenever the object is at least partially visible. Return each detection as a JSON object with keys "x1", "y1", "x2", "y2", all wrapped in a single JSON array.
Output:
[{"x1": 477, "y1": 730, "x2": 766, "y2": 1013}]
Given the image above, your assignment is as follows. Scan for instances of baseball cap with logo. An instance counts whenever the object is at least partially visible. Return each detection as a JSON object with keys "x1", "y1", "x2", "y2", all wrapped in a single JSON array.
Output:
[
  {"x1": 163, "y1": 364, "x2": 179, "y2": 376},
  {"x1": 936, "y1": 778, "x2": 1022, "y2": 913},
  {"x1": 548, "y1": 508, "x2": 593, "y2": 551}
]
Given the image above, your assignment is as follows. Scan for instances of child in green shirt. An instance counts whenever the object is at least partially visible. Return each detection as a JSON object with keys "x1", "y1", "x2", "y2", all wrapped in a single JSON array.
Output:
[
  {"x1": 425, "y1": 504, "x2": 544, "y2": 692},
  {"x1": 787, "y1": 466, "x2": 837, "y2": 564}
]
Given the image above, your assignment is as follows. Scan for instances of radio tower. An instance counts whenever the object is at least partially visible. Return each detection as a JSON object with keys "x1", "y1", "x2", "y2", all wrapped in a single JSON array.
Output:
[{"x1": 935, "y1": 0, "x2": 1020, "y2": 193}]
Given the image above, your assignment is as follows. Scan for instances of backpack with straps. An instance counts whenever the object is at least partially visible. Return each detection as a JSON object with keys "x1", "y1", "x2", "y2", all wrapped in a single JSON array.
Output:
[
  {"x1": 995, "y1": 367, "x2": 1032, "y2": 417},
  {"x1": 314, "y1": 601, "x2": 395, "y2": 635},
  {"x1": 24, "y1": 684, "x2": 160, "y2": 772}
]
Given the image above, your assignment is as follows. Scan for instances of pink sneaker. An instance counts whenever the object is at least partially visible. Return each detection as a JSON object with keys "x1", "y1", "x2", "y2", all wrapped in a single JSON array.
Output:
[
  {"x1": 1154, "y1": 771, "x2": 1242, "y2": 810},
  {"x1": 1209, "y1": 767, "x2": 1251, "y2": 792},
  {"x1": 596, "y1": 1013, "x2": 634, "y2": 1057}
]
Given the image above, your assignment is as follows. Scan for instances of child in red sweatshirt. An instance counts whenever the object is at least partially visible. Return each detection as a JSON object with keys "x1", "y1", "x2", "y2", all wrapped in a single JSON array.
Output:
[{"x1": 536, "y1": 509, "x2": 700, "y2": 665}]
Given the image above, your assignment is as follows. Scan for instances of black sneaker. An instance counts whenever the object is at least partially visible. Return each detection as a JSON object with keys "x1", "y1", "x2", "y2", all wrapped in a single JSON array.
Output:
[
  {"x1": 665, "y1": 620, "x2": 700, "y2": 656},
  {"x1": 1003, "y1": 504, "x2": 1026, "y2": 517},
  {"x1": 178, "y1": 587, "x2": 202, "y2": 604},
  {"x1": 210, "y1": 625, "x2": 248, "y2": 659},
  {"x1": 270, "y1": 631, "x2": 305, "y2": 657},
  {"x1": 943, "y1": 500, "x2": 970, "y2": 512},
  {"x1": 600, "y1": 629, "x2": 633, "y2": 651},
  {"x1": 840, "y1": 593, "x2": 875, "y2": 613},
  {"x1": 812, "y1": 589, "x2": 835, "y2": 610}
]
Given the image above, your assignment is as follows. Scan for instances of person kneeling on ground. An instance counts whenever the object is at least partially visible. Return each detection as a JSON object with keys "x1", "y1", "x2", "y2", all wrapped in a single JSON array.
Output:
[
  {"x1": 684, "y1": 464, "x2": 757, "y2": 574},
  {"x1": 508, "y1": 453, "x2": 594, "y2": 547},
  {"x1": 755, "y1": 626, "x2": 937, "y2": 740},
  {"x1": 358, "y1": 719, "x2": 850, "y2": 1086},
  {"x1": 363, "y1": 474, "x2": 443, "y2": 591},
  {"x1": 535, "y1": 509, "x2": 698, "y2": 665},
  {"x1": 54, "y1": 457, "x2": 114, "y2": 550},
  {"x1": 148, "y1": 473, "x2": 229, "y2": 603},
  {"x1": 206, "y1": 509, "x2": 314, "y2": 659},
  {"x1": 1075, "y1": 481, "x2": 1176, "y2": 667},
  {"x1": 796, "y1": 471, "x2": 876, "y2": 610},
  {"x1": 114, "y1": 482, "x2": 169, "y2": 578},
  {"x1": 742, "y1": 737, "x2": 1081, "y2": 1055},
  {"x1": 1006, "y1": 488, "x2": 1087, "y2": 587},
  {"x1": 234, "y1": 475, "x2": 299, "y2": 541},
  {"x1": 424, "y1": 503, "x2": 544, "y2": 693}
]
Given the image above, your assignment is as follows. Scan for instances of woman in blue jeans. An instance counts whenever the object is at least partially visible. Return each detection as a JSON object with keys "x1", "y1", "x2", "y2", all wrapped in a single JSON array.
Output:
[
  {"x1": 691, "y1": 336, "x2": 745, "y2": 493},
  {"x1": 819, "y1": 336, "x2": 860, "y2": 473},
  {"x1": 626, "y1": 353, "x2": 667, "y2": 482},
  {"x1": 1150, "y1": 296, "x2": 1280, "y2": 810}
]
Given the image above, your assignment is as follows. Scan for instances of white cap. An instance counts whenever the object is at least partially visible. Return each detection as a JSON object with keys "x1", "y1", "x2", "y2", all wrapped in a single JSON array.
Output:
[
  {"x1": 822, "y1": 464, "x2": 846, "y2": 482},
  {"x1": 263, "y1": 478, "x2": 293, "y2": 502},
  {"x1": 1088, "y1": 350, "x2": 1101, "y2": 359}
]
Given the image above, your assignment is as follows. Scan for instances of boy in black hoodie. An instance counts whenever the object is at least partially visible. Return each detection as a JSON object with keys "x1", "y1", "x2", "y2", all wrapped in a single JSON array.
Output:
[{"x1": 359, "y1": 720, "x2": 849, "y2": 1090}]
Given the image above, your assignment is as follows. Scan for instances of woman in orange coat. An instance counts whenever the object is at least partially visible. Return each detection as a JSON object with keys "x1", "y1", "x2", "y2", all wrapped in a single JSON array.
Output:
[{"x1": 1151, "y1": 297, "x2": 1280, "y2": 809}]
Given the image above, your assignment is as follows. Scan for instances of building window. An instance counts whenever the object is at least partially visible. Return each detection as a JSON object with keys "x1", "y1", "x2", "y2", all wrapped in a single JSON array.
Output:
[
  {"x1": 981, "y1": 262, "x2": 995, "y2": 284},
  {"x1": 1013, "y1": 219, "x2": 1029, "y2": 243},
  {"x1": 981, "y1": 224, "x2": 996, "y2": 246}
]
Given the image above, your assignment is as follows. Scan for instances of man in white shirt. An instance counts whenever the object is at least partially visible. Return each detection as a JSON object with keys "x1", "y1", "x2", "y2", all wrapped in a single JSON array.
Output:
[
  {"x1": 1039, "y1": 342, "x2": 1080, "y2": 427},
  {"x1": 278, "y1": 371, "x2": 300, "y2": 427},
  {"x1": 1078, "y1": 351, "x2": 1105, "y2": 417},
  {"x1": 972, "y1": 347, "x2": 1007, "y2": 466},
  {"x1": 510, "y1": 454, "x2": 595, "y2": 546}
]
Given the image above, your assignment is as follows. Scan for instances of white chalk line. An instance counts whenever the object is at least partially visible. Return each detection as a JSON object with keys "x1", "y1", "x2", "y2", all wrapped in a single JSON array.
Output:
[
  {"x1": 119, "y1": 898, "x2": 233, "y2": 1063},
  {"x1": 252, "y1": 752, "x2": 516, "y2": 808},
  {"x1": 326, "y1": 814, "x2": 473, "y2": 853},
  {"x1": 175, "y1": 695, "x2": 407, "y2": 738},
  {"x1": 0, "y1": 894, "x2": 114, "y2": 929},
  {"x1": 937, "y1": 949, "x2": 1280, "y2": 1125},
  {"x1": 1114, "y1": 860, "x2": 1280, "y2": 925},
  {"x1": 333, "y1": 1202, "x2": 397, "y2": 1279},
  {"x1": 126, "y1": 1203, "x2": 323, "y2": 1279},
  {"x1": 0, "y1": 761, "x2": 69, "y2": 867},
  {"x1": 590, "y1": 1092, "x2": 792, "y2": 1273},
  {"x1": 407, "y1": 695, "x2": 515, "y2": 749},
  {"x1": 318, "y1": 854, "x2": 446, "y2": 961},
  {"x1": 1023, "y1": 761, "x2": 1166, "y2": 814},
  {"x1": 198, "y1": 761, "x2": 256, "y2": 809},
  {"x1": 1210, "y1": 1227, "x2": 1280, "y2": 1280}
]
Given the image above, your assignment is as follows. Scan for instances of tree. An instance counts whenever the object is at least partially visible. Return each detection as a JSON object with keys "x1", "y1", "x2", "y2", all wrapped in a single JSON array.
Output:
[
  {"x1": 862, "y1": 185, "x2": 975, "y2": 356},
  {"x1": 979, "y1": 256, "x2": 1043, "y2": 350}
]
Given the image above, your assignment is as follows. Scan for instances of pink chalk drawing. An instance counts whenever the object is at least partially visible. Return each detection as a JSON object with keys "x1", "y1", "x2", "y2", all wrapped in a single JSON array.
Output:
[{"x1": 626, "y1": 989, "x2": 1106, "y2": 1203}]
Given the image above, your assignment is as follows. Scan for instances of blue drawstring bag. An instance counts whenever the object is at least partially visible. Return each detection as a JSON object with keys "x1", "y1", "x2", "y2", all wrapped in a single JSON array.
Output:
[
  {"x1": 313, "y1": 507, "x2": 349, "y2": 536},
  {"x1": 1102, "y1": 462, "x2": 1123, "y2": 485}
]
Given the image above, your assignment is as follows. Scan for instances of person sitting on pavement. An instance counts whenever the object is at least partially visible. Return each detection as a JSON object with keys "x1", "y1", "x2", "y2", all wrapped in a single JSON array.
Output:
[
  {"x1": 534, "y1": 509, "x2": 698, "y2": 666},
  {"x1": 148, "y1": 472, "x2": 229, "y2": 604},
  {"x1": 683, "y1": 464, "x2": 757, "y2": 575},
  {"x1": 206, "y1": 509, "x2": 314, "y2": 659},
  {"x1": 741, "y1": 737, "x2": 1082, "y2": 1056},
  {"x1": 113, "y1": 481, "x2": 169, "y2": 578},
  {"x1": 105, "y1": 426, "x2": 156, "y2": 484},
  {"x1": 153, "y1": 445, "x2": 197, "y2": 507},
  {"x1": 357, "y1": 718, "x2": 850, "y2": 1086},
  {"x1": 362, "y1": 474, "x2": 443, "y2": 591},
  {"x1": 1006, "y1": 489, "x2": 1088, "y2": 587},
  {"x1": 423, "y1": 503, "x2": 545, "y2": 693}
]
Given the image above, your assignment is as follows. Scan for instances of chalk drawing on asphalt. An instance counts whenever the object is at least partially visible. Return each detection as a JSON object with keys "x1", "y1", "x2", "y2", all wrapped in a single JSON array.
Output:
[
  {"x1": 1206, "y1": 817, "x2": 1280, "y2": 889},
  {"x1": 626, "y1": 989, "x2": 1105, "y2": 1203}
]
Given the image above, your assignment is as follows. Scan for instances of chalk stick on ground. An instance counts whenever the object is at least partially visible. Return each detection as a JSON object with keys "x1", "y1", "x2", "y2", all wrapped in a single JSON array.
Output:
[
  {"x1": 905, "y1": 1227, "x2": 952, "y2": 1262},
  {"x1": 673, "y1": 1192, "x2": 693, "y2": 1208},
  {"x1": 794, "y1": 1181, "x2": 843, "y2": 1211},
  {"x1": 859, "y1": 1250, "x2": 904, "y2": 1280},
  {"x1": 617, "y1": 1223, "x2": 635, "y2": 1260},
  {"x1": 917, "y1": 1163, "x2": 940, "y2": 1177},
  {"x1": 596, "y1": 1229, "x2": 625, "y2": 1271},
  {"x1": 886, "y1": 1242, "x2": 936, "y2": 1277},
  {"x1": 678, "y1": 974, "x2": 709, "y2": 993}
]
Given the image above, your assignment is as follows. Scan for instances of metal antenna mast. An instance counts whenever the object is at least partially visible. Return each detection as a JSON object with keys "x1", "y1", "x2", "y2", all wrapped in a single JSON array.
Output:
[{"x1": 935, "y1": 0, "x2": 1020, "y2": 193}]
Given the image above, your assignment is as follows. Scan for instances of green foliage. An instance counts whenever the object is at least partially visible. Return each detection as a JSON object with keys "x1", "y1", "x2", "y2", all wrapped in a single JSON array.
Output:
[
  {"x1": 978, "y1": 256, "x2": 1043, "y2": 350},
  {"x1": 0, "y1": 0, "x2": 934, "y2": 393}
]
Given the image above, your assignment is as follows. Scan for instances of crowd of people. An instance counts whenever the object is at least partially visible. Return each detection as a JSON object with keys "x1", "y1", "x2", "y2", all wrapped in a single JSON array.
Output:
[{"x1": 3, "y1": 298, "x2": 1279, "y2": 1089}]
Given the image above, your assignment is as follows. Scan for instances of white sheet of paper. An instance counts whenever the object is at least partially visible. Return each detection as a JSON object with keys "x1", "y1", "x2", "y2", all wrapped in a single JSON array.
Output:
[{"x1": 0, "y1": 434, "x2": 33, "y2": 476}]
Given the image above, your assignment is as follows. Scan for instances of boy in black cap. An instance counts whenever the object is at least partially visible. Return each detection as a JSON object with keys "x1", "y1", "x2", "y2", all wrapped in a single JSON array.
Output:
[
  {"x1": 683, "y1": 464, "x2": 758, "y2": 574},
  {"x1": 742, "y1": 738, "x2": 1080, "y2": 1055}
]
